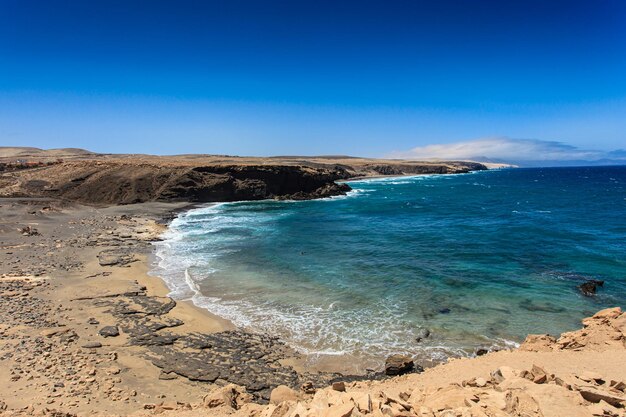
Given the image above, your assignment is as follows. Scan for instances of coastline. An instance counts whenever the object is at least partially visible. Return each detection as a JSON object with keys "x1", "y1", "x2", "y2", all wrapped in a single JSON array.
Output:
[
  {"x1": 1, "y1": 198, "x2": 626, "y2": 416},
  {"x1": 147, "y1": 202, "x2": 389, "y2": 376},
  {"x1": 0, "y1": 198, "x2": 370, "y2": 414}
]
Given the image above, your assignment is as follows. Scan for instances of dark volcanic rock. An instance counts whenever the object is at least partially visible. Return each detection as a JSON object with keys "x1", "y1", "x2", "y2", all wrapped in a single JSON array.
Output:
[
  {"x1": 578, "y1": 280, "x2": 604, "y2": 297},
  {"x1": 98, "y1": 326, "x2": 119, "y2": 338},
  {"x1": 384, "y1": 354, "x2": 414, "y2": 376},
  {"x1": 475, "y1": 347, "x2": 489, "y2": 356}
]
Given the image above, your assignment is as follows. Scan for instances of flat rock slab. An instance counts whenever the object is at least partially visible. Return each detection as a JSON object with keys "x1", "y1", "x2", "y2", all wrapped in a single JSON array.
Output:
[
  {"x1": 97, "y1": 248, "x2": 136, "y2": 266},
  {"x1": 72, "y1": 280, "x2": 146, "y2": 300}
]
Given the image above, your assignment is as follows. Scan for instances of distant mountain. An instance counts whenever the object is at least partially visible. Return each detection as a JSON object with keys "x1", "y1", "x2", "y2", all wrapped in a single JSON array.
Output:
[{"x1": 0, "y1": 147, "x2": 94, "y2": 159}]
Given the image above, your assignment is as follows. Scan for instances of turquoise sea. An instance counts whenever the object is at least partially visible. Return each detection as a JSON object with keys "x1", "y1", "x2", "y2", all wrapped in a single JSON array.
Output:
[{"x1": 152, "y1": 166, "x2": 626, "y2": 371}]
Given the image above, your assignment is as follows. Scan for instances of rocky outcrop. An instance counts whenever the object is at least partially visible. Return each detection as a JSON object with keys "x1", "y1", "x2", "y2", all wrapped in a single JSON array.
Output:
[
  {"x1": 520, "y1": 307, "x2": 625, "y2": 352},
  {"x1": 364, "y1": 161, "x2": 487, "y2": 176}
]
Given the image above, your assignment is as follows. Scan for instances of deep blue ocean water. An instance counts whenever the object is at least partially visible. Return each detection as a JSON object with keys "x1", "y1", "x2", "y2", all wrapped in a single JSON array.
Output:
[{"x1": 152, "y1": 166, "x2": 626, "y2": 369}]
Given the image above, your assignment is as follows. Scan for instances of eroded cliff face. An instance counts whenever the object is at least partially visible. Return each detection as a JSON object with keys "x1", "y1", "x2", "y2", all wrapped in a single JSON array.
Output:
[
  {"x1": 0, "y1": 156, "x2": 489, "y2": 206},
  {"x1": 0, "y1": 162, "x2": 352, "y2": 205}
]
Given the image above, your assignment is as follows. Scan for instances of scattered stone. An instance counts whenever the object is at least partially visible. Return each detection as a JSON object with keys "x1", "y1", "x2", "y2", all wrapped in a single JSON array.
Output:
[
  {"x1": 82, "y1": 341, "x2": 102, "y2": 349},
  {"x1": 19, "y1": 226, "x2": 40, "y2": 236},
  {"x1": 301, "y1": 381, "x2": 316, "y2": 394},
  {"x1": 87, "y1": 318, "x2": 100, "y2": 325}
]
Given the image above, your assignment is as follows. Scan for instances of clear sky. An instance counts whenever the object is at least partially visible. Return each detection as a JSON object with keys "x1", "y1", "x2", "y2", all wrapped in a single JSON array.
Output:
[{"x1": 1, "y1": 0, "x2": 625, "y2": 158}]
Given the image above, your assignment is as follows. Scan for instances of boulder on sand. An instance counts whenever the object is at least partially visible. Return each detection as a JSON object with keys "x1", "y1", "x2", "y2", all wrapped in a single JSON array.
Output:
[{"x1": 385, "y1": 354, "x2": 414, "y2": 376}]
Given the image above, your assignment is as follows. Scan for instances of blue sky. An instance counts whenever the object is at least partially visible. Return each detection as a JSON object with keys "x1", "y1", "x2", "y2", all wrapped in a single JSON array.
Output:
[{"x1": 1, "y1": 0, "x2": 625, "y2": 159}]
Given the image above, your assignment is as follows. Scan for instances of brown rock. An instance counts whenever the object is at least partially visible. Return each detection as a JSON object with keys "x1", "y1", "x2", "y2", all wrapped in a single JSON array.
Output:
[
  {"x1": 332, "y1": 381, "x2": 346, "y2": 392},
  {"x1": 384, "y1": 354, "x2": 414, "y2": 376},
  {"x1": 578, "y1": 387, "x2": 626, "y2": 407},
  {"x1": 270, "y1": 385, "x2": 299, "y2": 405},
  {"x1": 531, "y1": 365, "x2": 548, "y2": 384}
]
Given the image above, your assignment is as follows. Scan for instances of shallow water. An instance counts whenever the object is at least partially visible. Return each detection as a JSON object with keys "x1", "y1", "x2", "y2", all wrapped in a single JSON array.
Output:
[{"x1": 152, "y1": 166, "x2": 626, "y2": 371}]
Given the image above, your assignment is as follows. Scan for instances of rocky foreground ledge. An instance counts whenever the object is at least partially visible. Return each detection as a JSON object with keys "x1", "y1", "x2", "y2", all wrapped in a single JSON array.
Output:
[{"x1": 104, "y1": 308, "x2": 626, "y2": 417}]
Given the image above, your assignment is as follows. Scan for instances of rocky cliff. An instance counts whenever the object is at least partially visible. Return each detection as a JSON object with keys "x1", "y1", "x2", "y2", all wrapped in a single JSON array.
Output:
[
  {"x1": 0, "y1": 154, "x2": 488, "y2": 206},
  {"x1": 0, "y1": 162, "x2": 352, "y2": 205}
]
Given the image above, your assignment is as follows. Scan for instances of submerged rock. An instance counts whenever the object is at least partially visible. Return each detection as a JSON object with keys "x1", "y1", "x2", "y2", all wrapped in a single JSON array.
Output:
[
  {"x1": 578, "y1": 280, "x2": 604, "y2": 297},
  {"x1": 415, "y1": 328, "x2": 431, "y2": 343}
]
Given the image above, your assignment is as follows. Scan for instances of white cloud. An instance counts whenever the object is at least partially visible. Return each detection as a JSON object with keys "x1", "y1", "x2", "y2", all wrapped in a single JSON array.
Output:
[{"x1": 387, "y1": 137, "x2": 618, "y2": 162}]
